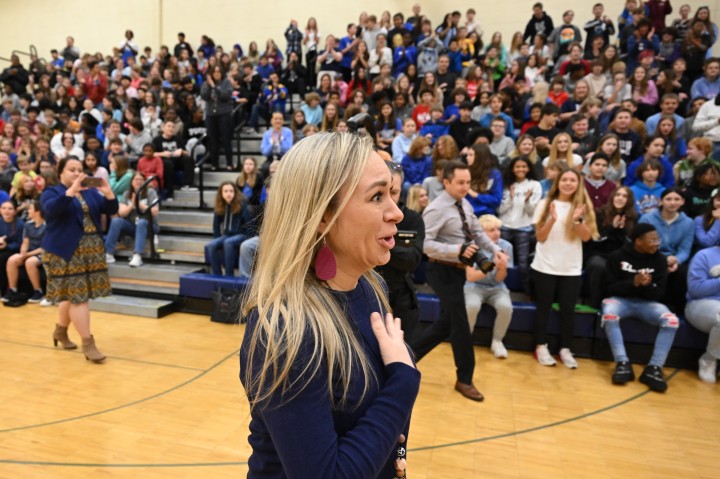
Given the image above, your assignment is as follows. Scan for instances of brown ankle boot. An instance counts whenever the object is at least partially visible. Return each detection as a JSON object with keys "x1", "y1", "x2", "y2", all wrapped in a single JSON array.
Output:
[
  {"x1": 52, "y1": 324, "x2": 77, "y2": 350},
  {"x1": 82, "y1": 336, "x2": 106, "y2": 363}
]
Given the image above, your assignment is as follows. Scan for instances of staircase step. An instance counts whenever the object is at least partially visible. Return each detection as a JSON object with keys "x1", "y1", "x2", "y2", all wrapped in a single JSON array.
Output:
[
  {"x1": 108, "y1": 262, "x2": 202, "y2": 282},
  {"x1": 116, "y1": 247, "x2": 207, "y2": 265},
  {"x1": 110, "y1": 277, "x2": 180, "y2": 296},
  {"x1": 197, "y1": 171, "x2": 243, "y2": 188},
  {"x1": 90, "y1": 295, "x2": 176, "y2": 318},
  {"x1": 158, "y1": 210, "x2": 214, "y2": 233}
]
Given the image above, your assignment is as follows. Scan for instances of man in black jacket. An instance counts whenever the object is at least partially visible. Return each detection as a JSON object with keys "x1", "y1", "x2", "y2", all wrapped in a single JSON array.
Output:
[
  {"x1": 601, "y1": 223, "x2": 679, "y2": 392},
  {"x1": 377, "y1": 163, "x2": 424, "y2": 343},
  {"x1": 523, "y1": 3, "x2": 555, "y2": 43},
  {"x1": 0, "y1": 55, "x2": 29, "y2": 95}
]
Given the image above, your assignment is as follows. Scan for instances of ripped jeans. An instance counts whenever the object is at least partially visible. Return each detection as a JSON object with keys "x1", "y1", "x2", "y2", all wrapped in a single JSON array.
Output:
[{"x1": 601, "y1": 297, "x2": 679, "y2": 367}]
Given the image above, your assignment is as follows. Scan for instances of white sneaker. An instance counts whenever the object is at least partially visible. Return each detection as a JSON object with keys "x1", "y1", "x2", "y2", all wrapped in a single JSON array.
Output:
[
  {"x1": 40, "y1": 298, "x2": 54, "y2": 307},
  {"x1": 535, "y1": 344, "x2": 557, "y2": 366},
  {"x1": 698, "y1": 355, "x2": 717, "y2": 384},
  {"x1": 181, "y1": 185, "x2": 198, "y2": 191},
  {"x1": 105, "y1": 254, "x2": 116, "y2": 264},
  {"x1": 129, "y1": 253, "x2": 143, "y2": 268},
  {"x1": 491, "y1": 339, "x2": 508, "y2": 359},
  {"x1": 153, "y1": 235, "x2": 160, "y2": 248},
  {"x1": 559, "y1": 348, "x2": 578, "y2": 369}
]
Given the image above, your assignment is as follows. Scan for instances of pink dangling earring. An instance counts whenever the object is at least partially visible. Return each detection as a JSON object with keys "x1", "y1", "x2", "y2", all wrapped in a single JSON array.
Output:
[{"x1": 314, "y1": 240, "x2": 337, "y2": 281}]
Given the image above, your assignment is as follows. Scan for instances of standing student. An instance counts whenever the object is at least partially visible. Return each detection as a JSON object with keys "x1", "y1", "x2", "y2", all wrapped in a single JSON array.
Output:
[
  {"x1": 498, "y1": 156, "x2": 542, "y2": 290},
  {"x1": 41, "y1": 157, "x2": 118, "y2": 362},
  {"x1": 531, "y1": 168, "x2": 598, "y2": 368},
  {"x1": 410, "y1": 160, "x2": 505, "y2": 401},
  {"x1": 205, "y1": 182, "x2": 254, "y2": 276}
]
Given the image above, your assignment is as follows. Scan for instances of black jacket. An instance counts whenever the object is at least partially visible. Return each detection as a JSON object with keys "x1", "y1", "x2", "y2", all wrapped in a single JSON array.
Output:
[
  {"x1": 377, "y1": 205, "x2": 425, "y2": 293},
  {"x1": 605, "y1": 243, "x2": 668, "y2": 301}
]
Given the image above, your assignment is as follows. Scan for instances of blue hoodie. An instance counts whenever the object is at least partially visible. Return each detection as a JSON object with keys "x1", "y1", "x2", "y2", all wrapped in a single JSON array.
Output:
[
  {"x1": 639, "y1": 209, "x2": 694, "y2": 264},
  {"x1": 687, "y1": 246, "x2": 720, "y2": 302},
  {"x1": 630, "y1": 181, "x2": 665, "y2": 215},
  {"x1": 401, "y1": 154, "x2": 432, "y2": 185},
  {"x1": 466, "y1": 169, "x2": 503, "y2": 217},
  {"x1": 625, "y1": 155, "x2": 675, "y2": 188},
  {"x1": 695, "y1": 215, "x2": 720, "y2": 249}
]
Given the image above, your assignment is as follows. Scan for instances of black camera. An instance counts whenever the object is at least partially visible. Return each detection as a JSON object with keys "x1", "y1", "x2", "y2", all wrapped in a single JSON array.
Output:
[
  {"x1": 458, "y1": 242, "x2": 495, "y2": 273},
  {"x1": 394, "y1": 230, "x2": 417, "y2": 248}
]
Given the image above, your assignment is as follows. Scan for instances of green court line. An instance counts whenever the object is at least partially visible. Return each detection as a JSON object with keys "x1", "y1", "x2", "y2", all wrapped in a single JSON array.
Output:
[
  {"x1": 0, "y1": 348, "x2": 240, "y2": 434},
  {"x1": 0, "y1": 369, "x2": 680, "y2": 468}
]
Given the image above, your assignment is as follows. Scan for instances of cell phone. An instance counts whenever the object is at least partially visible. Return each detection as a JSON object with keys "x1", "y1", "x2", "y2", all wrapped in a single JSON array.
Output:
[{"x1": 81, "y1": 177, "x2": 103, "y2": 188}]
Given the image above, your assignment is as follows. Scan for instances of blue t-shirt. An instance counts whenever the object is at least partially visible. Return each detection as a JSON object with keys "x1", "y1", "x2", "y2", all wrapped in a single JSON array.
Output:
[{"x1": 23, "y1": 220, "x2": 46, "y2": 251}]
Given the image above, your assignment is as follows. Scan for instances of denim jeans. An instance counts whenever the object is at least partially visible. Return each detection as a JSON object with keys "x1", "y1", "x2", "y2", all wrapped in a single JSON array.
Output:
[
  {"x1": 464, "y1": 283, "x2": 513, "y2": 340},
  {"x1": 601, "y1": 297, "x2": 679, "y2": 367},
  {"x1": 105, "y1": 217, "x2": 158, "y2": 255},
  {"x1": 239, "y1": 236, "x2": 260, "y2": 278},
  {"x1": 685, "y1": 299, "x2": 720, "y2": 360},
  {"x1": 501, "y1": 226, "x2": 534, "y2": 293},
  {"x1": 204, "y1": 234, "x2": 247, "y2": 276}
]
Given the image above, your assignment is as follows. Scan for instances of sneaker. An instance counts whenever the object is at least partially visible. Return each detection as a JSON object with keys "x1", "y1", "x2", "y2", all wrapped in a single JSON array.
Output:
[
  {"x1": 1, "y1": 289, "x2": 17, "y2": 303},
  {"x1": 639, "y1": 365, "x2": 668, "y2": 392},
  {"x1": 28, "y1": 290, "x2": 44, "y2": 303},
  {"x1": 559, "y1": 348, "x2": 578, "y2": 369},
  {"x1": 40, "y1": 298, "x2": 54, "y2": 307},
  {"x1": 129, "y1": 253, "x2": 143, "y2": 268},
  {"x1": 534, "y1": 344, "x2": 557, "y2": 366},
  {"x1": 180, "y1": 185, "x2": 198, "y2": 191},
  {"x1": 491, "y1": 339, "x2": 508, "y2": 359},
  {"x1": 612, "y1": 361, "x2": 635, "y2": 384},
  {"x1": 698, "y1": 355, "x2": 717, "y2": 384},
  {"x1": 153, "y1": 235, "x2": 160, "y2": 248},
  {"x1": 105, "y1": 254, "x2": 116, "y2": 264}
]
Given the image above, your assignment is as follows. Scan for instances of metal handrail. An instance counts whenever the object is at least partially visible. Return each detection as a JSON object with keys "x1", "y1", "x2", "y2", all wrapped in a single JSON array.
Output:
[
  {"x1": 135, "y1": 176, "x2": 161, "y2": 260},
  {"x1": 190, "y1": 133, "x2": 208, "y2": 209}
]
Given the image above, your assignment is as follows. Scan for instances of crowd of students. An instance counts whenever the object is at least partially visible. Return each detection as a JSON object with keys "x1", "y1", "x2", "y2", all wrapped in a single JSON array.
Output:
[{"x1": 1, "y1": 1, "x2": 720, "y2": 384}]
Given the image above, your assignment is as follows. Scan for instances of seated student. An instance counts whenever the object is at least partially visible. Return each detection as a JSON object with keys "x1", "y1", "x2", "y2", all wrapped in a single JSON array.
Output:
[
  {"x1": 0, "y1": 200, "x2": 24, "y2": 297},
  {"x1": 108, "y1": 155, "x2": 133, "y2": 199},
  {"x1": 583, "y1": 134, "x2": 626, "y2": 184},
  {"x1": 675, "y1": 138, "x2": 716, "y2": 188},
  {"x1": 443, "y1": 87, "x2": 469, "y2": 124},
  {"x1": 583, "y1": 153, "x2": 616, "y2": 210},
  {"x1": 498, "y1": 156, "x2": 542, "y2": 291},
  {"x1": 466, "y1": 143, "x2": 503, "y2": 217},
  {"x1": 655, "y1": 116, "x2": 687, "y2": 165},
  {"x1": 2, "y1": 200, "x2": 45, "y2": 303},
  {"x1": 609, "y1": 108, "x2": 643, "y2": 165},
  {"x1": 489, "y1": 117, "x2": 515, "y2": 165},
  {"x1": 625, "y1": 136, "x2": 675, "y2": 188},
  {"x1": 464, "y1": 214, "x2": 514, "y2": 359},
  {"x1": 478, "y1": 94, "x2": 516, "y2": 139},
  {"x1": 10, "y1": 156, "x2": 37, "y2": 194},
  {"x1": 568, "y1": 114, "x2": 598, "y2": 160},
  {"x1": 421, "y1": 158, "x2": 448, "y2": 203},
  {"x1": 391, "y1": 118, "x2": 417, "y2": 163},
  {"x1": 584, "y1": 186, "x2": 637, "y2": 308},
  {"x1": 645, "y1": 93, "x2": 684, "y2": 135},
  {"x1": 136, "y1": 143, "x2": 164, "y2": 191},
  {"x1": 471, "y1": 91, "x2": 492, "y2": 123},
  {"x1": 11, "y1": 173, "x2": 39, "y2": 221},
  {"x1": 300, "y1": 92, "x2": 323, "y2": 127},
  {"x1": 539, "y1": 162, "x2": 563, "y2": 197},
  {"x1": 102, "y1": 138, "x2": 126, "y2": 171},
  {"x1": 601, "y1": 223, "x2": 678, "y2": 392},
  {"x1": 682, "y1": 162, "x2": 720, "y2": 218},
  {"x1": 411, "y1": 88, "x2": 435, "y2": 129},
  {"x1": 249, "y1": 71, "x2": 288, "y2": 132},
  {"x1": 104, "y1": 172, "x2": 160, "y2": 268},
  {"x1": 419, "y1": 105, "x2": 449, "y2": 145},
  {"x1": 401, "y1": 136, "x2": 433, "y2": 190},
  {"x1": 695, "y1": 189, "x2": 720, "y2": 249},
  {"x1": 260, "y1": 112, "x2": 293, "y2": 169},
  {"x1": 685, "y1": 243, "x2": 720, "y2": 383},
  {"x1": 547, "y1": 76, "x2": 570, "y2": 107},
  {"x1": 82, "y1": 152, "x2": 109, "y2": 183},
  {"x1": 449, "y1": 101, "x2": 480, "y2": 151},
  {"x1": 375, "y1": 100, "x2": 403, "y2": 153},
  {"x1": 630, "y1": 159, "x2": 666, "y2": 215},
  {"x1": 639, "y1": 188, "x2": 694, "y2": 311},
  {"x1": 541, "y1": 132, "x2": 583, "y2": 172},
  {"x1": 526, "y1": 103, "x2": 561, "y2": 159},
  {"x1": 205, "y1": 181, "x2": 254, "y2": 276},
  {"x1": 235, "y1": 157, "x2": 265, "y2": 206}
]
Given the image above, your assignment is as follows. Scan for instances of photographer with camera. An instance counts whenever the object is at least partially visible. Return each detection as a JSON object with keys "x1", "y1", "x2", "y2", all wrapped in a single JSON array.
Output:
[
  {"x1": 376, "y1": 162, "x2": 425, "y2": 343},
  {"x1": 409, "y1": 160, "x2": 505, "y2": 402}
]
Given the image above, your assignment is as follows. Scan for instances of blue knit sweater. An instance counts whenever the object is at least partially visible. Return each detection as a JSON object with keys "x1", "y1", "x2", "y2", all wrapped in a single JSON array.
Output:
[{"x1": 239, "y1": 276, "x2": 421, "y2": 478}]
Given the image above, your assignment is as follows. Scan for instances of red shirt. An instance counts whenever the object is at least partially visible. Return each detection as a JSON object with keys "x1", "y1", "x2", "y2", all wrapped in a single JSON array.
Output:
[
  {"x1": 137, "y1": 156, "x2": 164, "y2": 189},
  {"x1": 411, "y1": 104, "x2": 431, "y2": 128}
]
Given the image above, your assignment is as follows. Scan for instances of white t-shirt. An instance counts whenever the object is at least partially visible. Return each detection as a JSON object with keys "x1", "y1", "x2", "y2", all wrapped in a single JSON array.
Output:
[
  {"x1": 542, "y1": 153, "x2": 583, "y2": 169},
  {"x1": 530, "y1": 199, "x2": 583, "y2": 276}
]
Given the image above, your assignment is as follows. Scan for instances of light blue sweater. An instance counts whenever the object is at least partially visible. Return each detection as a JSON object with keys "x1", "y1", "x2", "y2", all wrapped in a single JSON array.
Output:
[
  {"x1": 639, "y1": 209, "x2": 694, "y2": 264},
  {"x1": 687, "y1": 246, "x2": 720, "y2": 302}
]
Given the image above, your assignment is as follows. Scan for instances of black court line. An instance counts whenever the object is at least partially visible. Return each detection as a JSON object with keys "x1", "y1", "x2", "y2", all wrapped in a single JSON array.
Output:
[
  {"x1": 0, "y1": 348, "x2": 240, "y2": 434},
  {"x1": 0, "y1": 369, "x2": 680, "y2": 468},
  {"x1": 0, "y1": 338, "x2": 206, "y2": 371}
]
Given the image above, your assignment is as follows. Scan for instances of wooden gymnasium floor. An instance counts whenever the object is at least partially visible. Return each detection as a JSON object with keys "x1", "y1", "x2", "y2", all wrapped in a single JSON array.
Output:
[{"x1": 0, "y1": 305, "x2": 718, "y2": 479}]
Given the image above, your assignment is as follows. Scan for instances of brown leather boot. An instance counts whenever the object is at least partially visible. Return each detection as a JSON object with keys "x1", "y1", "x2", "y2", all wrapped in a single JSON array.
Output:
[
  {"x1": 52, "y1": 324, "x2": 77, "y2": 350},
  {"x1": 82, "y1": 336, "x2": 106, "y2": 363}
]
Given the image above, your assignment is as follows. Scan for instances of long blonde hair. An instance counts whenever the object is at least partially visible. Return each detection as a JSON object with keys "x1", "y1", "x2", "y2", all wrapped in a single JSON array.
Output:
[
  {"x1": 241, "y1": 132, "x2": 389, "y2": 409},
  {"x1": 536, "y1": 168, "x2": 599, "y2": 240},
  {"x1": 545, "y1": 133, "x2": 574, "y2": 170}
]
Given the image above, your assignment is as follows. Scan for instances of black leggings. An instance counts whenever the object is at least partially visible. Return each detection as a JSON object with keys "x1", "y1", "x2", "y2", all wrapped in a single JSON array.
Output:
[{"x1": 531, "y1": 268, "x2": 582, "y2": 350}]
